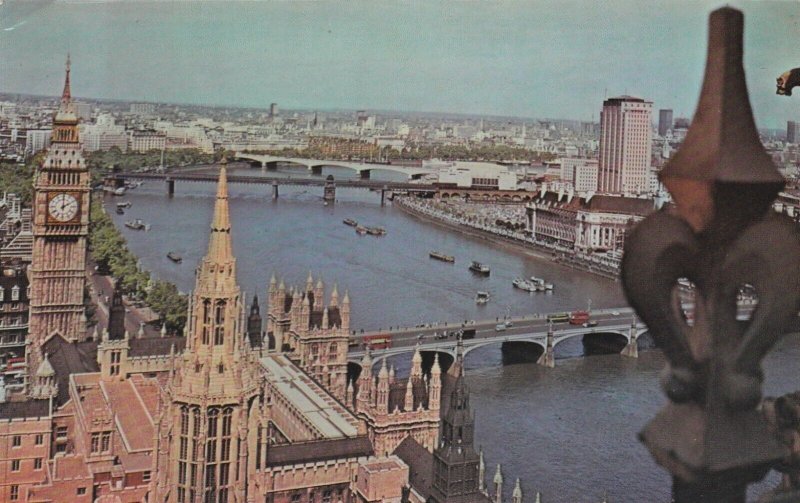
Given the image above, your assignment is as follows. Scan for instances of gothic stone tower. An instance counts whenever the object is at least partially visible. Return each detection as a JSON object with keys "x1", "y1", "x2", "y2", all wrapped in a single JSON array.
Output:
[
  {"x1": 430, "y1": 349, "x2": 485, "y2": 503},
  {"x1": 154, "y1": 162, "x2": 262, "y2": 503},
  {"x1": 27, "y1": 56, "x2": 90, "y2": 388},
  {"x1": 266, "y1": 274, "x2": 350, "y2": 400}
]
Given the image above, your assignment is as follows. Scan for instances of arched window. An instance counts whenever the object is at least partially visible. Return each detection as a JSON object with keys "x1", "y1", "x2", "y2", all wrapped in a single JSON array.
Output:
[
  {"x1": 202, "y1": 300, "x2": 211, "y2": 344},
  {"x1": 328, "y1": 343, "x2": 338, "y2": 359},
  {"x1": 214, "y1": 301, "x2": 226, "y2": 345},
  {"x1": 11, "y1": 285, "x2": 19, "y2": 301}
]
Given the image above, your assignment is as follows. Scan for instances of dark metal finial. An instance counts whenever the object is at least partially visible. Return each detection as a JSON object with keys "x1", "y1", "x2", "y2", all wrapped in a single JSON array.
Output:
[
  {"x1": 622, "y1": 7, "x2": 800, "y2": 502},
  {"x1": 660, "y1": 7, "x2": 783, "y2": 233}
]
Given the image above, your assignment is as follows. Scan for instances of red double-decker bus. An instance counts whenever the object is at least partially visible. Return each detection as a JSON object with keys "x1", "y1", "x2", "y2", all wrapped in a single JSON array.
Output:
[
  {"x1": 363, "y1": 334, "x2": 392, "y2": 350},
  {"x1": 569, "y1": 310, "x2": 590, "y2": 325}
]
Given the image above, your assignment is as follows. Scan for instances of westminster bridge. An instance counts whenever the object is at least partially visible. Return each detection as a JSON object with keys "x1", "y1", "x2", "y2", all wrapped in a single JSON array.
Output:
[{"x1": 346, "y1": 307, "x2": 649, "y2": 374}]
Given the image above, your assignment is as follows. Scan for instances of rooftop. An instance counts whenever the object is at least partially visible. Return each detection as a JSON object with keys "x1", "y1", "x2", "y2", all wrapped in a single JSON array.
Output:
[{"x1": 259, "y1": 354, "x2": 358, "y2": 439}]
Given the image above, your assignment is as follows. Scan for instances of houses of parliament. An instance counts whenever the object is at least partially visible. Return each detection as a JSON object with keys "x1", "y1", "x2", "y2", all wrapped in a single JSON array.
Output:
[{"x1": 0, "y1": 61, "x2": 527, "y2": 503}]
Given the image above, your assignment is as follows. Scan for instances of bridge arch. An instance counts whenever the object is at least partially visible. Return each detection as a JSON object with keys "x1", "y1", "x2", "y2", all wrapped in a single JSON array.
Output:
[{"x1": 347, "y1": 361, "x2": 363, "y2": 384}]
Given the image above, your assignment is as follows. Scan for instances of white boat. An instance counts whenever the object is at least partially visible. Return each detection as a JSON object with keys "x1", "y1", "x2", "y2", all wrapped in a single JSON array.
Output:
[
  {"x1": 114, "y1": 187, "x2": 127, "y2": 196},
  {"x1": 475, "y1": 291, "x2": 490, "y2": 304},
  {"x1": 530, "y1": 276, "x2": 554, "y2": 291},
  {"x1": 513, "y1": 278, "x2": 537, "y2": 292}
]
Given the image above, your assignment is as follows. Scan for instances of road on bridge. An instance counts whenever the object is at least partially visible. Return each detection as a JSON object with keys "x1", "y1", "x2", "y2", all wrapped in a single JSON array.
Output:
[{"x1": 348, "y1": 308, "x2": 637, "y2": 358}]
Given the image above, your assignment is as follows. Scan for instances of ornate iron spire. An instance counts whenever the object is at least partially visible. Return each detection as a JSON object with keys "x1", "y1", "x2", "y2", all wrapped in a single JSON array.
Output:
[{"x1": 622, "y1": 7, "x2": 800, "y2": 502}]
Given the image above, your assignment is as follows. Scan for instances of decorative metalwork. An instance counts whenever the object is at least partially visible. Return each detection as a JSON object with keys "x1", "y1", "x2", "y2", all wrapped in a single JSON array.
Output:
[{"x1": 621, "y1": 7, "x2": 800, "y2": 502}]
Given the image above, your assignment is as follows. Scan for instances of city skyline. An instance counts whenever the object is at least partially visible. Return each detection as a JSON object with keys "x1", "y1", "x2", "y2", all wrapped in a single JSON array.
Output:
[{"x1": 1, "y1": 0, "x2": 798, "y2": 129}]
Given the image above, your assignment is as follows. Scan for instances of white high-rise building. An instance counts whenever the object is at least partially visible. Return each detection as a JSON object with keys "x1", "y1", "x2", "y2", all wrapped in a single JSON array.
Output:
[
  {"x1": 598, "y1": 96, "x2": 652, "y2": 194},
  {"x1": 26, "y1": 129, "x2": 52, "y2": 153},
  {"x1": 81, "y1": 113, "x2": 128, "y2": 152}
]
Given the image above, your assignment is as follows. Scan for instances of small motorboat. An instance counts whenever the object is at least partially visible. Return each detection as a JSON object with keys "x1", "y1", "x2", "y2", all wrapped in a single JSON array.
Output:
[
  {"x1": 469, "y1": 261, "x2": 491, "y2": 276},
  {"x1": 343, "y1": 218, "x2": 358, "y2": 227},
  {"x1": 167, "y1": 251, "x2": 182, "y2": 263},
  {"x1": 475, "y1": 291, "x2": 490, "y2": 304}
]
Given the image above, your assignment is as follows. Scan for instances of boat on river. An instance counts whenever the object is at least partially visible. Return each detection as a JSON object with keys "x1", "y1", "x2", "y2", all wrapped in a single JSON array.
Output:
[
  {"x1": 530, "y1": 276, "x2": 554, "y2": 291},
  {"x1": 343, "y1": 218, "x2": 358, "y2": 227},
  {"x1": 366, "y1": 226, "x2": 386, "y2": 236},
  {"x1": 125, "y1": 219, "x2": 150, "y2": 231},
  {"x1": 469, "y1": 261, "x2": 490, "y2": 276},
  {"x1": 475, "y1": 291, "x2": 491, "y2": 304},
  {"x1": 116, "y1": 201, "x2": 132, "y2": 209},
  {"x1": 116, "y1": 207, "x2": 124, "y2": 215},
  {"x1": 167, "y1": 251, "x2": 182, "y2": 263},
  {"x1": 429, "y1": 251, "x2": 455, "y2": 263},
  {"x1": 355, "y1": 225, "x2": 368, "y2": 235},
  {"x1": 513, "y1": 277, "x2": 537, "y2": 292}
]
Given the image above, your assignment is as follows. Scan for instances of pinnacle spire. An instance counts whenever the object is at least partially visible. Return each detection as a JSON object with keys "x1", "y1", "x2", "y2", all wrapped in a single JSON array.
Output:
[
  {"x1": 206, "y1": 159, "x2": 233, "y2": 264},
  {"x1": 61, "y1": 54, "x2": 72, "y2": 106}
]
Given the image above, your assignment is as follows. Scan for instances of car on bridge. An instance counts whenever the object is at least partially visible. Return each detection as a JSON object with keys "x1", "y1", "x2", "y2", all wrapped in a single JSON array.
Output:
[{"x1": 495, "y1": 324, "x2": 507, "y2": 332}]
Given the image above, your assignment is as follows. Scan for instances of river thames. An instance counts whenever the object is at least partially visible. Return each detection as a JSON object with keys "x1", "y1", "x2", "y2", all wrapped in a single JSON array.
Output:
[{"x1": 108, "y1": 166, "x2": 800, "y2": 502}]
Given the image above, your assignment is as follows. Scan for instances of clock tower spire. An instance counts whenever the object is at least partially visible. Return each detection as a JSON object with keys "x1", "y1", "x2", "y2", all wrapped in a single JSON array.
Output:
[{"x1": 27, "y1": 56, "x2": 91, "y2": 393}]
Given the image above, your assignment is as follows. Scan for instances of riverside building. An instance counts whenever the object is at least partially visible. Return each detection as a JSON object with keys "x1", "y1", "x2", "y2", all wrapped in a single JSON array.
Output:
[{"x1": 598, "y1": 96, "x2": 653, "y2": 195}]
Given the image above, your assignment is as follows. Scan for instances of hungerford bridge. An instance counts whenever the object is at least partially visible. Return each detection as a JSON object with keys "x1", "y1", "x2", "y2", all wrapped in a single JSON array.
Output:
[
  {"x1": 346, "y1": 308, "x2": 650, "y2": 373},
  {"x1": 234, "y1": 152, "x2": 435, "y2": 180}
]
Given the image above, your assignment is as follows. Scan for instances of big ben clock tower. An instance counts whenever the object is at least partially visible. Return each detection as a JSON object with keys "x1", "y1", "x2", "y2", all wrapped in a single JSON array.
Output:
[{"x1": 27, "y1": 56, "x2": 91, "y2": 390}]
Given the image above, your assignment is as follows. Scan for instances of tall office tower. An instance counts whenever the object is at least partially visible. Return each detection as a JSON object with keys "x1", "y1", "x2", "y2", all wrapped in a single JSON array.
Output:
[
  {"x1": 788, "y1": 121, "x2": 799, "y2": 144},
  {"x1": 269, "y1": 102, "x2": 278, "y2": 117},
  {"x1": 27, "y1": 56, "x2": 90, "y2": 392},
  {"x1": 598, "y1": 96, "x2": 653, "y2": 194},
  {"x1": 658, "y1": 109, "x2": 673, "y2": 137}
]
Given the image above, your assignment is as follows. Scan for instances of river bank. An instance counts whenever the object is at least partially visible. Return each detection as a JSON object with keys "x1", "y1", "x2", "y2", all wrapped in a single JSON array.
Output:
[{"x1": 393, "y1": 195, "x2": 620, "y2": 280}]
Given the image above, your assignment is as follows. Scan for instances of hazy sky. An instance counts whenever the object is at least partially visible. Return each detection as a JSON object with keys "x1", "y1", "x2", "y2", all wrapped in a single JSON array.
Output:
[{"x1": 1, "y1": 0, "x2": 799, "y2": 128}]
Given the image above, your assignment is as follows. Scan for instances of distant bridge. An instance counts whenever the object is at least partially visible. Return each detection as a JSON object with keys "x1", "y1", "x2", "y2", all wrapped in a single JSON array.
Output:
[
  {"x1": 110, "y1": 171, "x2": 439, "y2": 204},
  {"x1": 347, "y1": 308, "x2": 647, "y2": 370},
  {"x1": 234, "y1": 152, "x2": 435, "y2": 180}
]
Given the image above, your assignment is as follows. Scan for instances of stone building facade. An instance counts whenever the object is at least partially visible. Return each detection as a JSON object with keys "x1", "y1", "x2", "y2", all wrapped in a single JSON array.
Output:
[
  {"x1": 347, "y1": 349, "x2": 442, "y2": 458},
  {"x1": 266, "y1": 274, "x2": 350, "y2": 401}
]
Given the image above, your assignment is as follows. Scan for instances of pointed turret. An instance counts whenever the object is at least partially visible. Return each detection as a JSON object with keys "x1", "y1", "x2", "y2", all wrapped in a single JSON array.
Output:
[
  {"x1": 247, "y1": 293, "x2": 263, "y2": 348},
  {"x1": 341, "y1": 290, "x2": 351, "y2": 330},
  {"x1": 404, "y1": 376, "x2": 414, "y2": 411},
  {"x1": 322, "y1": 307, "x2": 329, "y2": 330},
  {"x1": 36, "y1": 353, "x2": 55, "y2": 380},
  {"x1": 512, "y1": 479, "x2": 523, "y2": 503},
  {"x1": 494, "y1": 465, "x2": 504, "y2": 503},
  {"x1": 479, "y1": 448, "x2": 486, "y2": 492},
  {"x1": 429, "y1": 353, "x2": 442, "y2": 411},
  {"x1": 306, "y1": 270, "x2": 314, "y2": 292},
  {"x1": 61, "y1": 54, "x2": 72, "y2": 105},
  {"x1": 389, "y1": 364, "x2": 396, "y2": 385},
  {"x1": 377, "y1": 358, "x2": 389, "y2": 412},
  {"x1": 314, "y1": 278, "x2": 324, "y2": 310},
  {"x1": 534, "y1": 492, "x2": 541, "y2": 503},
  {"x1": 204, "y1": 159, "x2": 234, "y2": 269},
  {"x1": 345, "y1": 378, "x2": 354, "y2": 407},
  {"x1": 330, "y1": 283, "x2": 339, "y2": 307},
  {"x1": 411, "y1": 344, "x2": 423, "y2": 379},
  {"x1": 356, "y1": 351, "x2": 373, "y2": 411}
]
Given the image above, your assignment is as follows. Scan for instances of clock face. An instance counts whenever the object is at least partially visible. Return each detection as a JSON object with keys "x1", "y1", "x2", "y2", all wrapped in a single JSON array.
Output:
[{"x1": 48, "y1": 193, "x2": 79, "y2": 222}]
